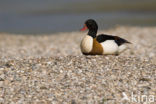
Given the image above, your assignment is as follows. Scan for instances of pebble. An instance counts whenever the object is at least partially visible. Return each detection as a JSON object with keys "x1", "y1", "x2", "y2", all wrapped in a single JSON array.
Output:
[{"x1": 0, "y1": 27, "x2": 155, "y2": 103}]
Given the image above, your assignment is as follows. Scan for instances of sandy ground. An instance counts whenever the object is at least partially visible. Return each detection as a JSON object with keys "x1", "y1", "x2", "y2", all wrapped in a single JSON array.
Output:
[{"x1": 0, "y1": 26, "x2": 155, "y2": 104}]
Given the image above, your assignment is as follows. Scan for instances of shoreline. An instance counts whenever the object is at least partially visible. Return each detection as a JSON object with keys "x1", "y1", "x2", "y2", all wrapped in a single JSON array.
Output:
[{"x1": 0, "y1": 26, "x2": 156, "y2": 62}]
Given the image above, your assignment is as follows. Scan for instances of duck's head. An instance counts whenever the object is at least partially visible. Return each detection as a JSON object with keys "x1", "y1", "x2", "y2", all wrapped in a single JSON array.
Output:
[
  {"x1": 81, "y1": 19, "x2": 98, "y2": 31},
  {"x1": 81, "y1": 19, "x2": 98, "y2": 38}
]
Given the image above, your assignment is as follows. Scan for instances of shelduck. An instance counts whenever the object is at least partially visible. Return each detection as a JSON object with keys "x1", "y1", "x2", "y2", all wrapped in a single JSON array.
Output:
[{"x1": 80, "y1": 19, "x2": 131, "y2": 55}]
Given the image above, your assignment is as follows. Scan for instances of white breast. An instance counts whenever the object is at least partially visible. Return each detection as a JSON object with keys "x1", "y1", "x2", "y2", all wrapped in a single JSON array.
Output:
[
  {"x1": 101, "y1": 40, "x2": 119, "y2": 54},
  {"x1": 80, "y1": 35, "x2": 93, "y2": 53}
]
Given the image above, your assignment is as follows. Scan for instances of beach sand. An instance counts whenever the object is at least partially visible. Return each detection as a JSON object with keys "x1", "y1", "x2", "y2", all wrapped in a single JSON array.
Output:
[{"x1": 0, "y1": 26, "x2": 155, "y2": 103}]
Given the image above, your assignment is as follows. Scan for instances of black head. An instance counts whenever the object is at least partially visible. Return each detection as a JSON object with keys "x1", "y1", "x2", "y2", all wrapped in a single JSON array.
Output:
[
  {"x1": 81, "y1": 19, "x2": 98, "y2": 38},
  {"x1": 85, "y1": 19, "x2": 98, "y2": 31}
]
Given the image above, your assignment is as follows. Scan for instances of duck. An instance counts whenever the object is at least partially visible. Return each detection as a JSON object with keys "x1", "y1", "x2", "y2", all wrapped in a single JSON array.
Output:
[{"x1": 80, "y1": 19, "x2": 131, "y2": 55}]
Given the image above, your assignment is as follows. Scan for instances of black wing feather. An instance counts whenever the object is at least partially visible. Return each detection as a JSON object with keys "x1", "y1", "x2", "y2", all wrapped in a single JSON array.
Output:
[{"x1": 96, "y1": 34, "x2": 131, "y2": 46}]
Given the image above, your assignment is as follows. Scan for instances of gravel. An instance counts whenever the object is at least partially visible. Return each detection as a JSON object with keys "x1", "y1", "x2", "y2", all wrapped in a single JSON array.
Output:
[{"x1": 0, "y1": 26, "x2": 155, "y2": 104}]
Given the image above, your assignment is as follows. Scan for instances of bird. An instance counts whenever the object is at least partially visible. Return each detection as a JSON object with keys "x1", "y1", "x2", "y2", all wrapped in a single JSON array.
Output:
[{"x1": 80, "y1": 19, "x2": 131, "y2": 55}]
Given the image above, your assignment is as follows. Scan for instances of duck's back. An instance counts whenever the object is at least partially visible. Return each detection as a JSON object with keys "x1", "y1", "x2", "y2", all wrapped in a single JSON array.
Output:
[
  {"x1": 96, "y1": 34, "x2": 130, "y2": 45},
  {"x1": 96, "y1": 34, "x2": 130, "y2": 54}
]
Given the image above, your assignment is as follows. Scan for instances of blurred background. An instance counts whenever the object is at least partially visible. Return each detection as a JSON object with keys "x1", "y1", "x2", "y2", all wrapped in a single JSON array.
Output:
[{"x1": 0, "y1": 0, "x2": 156, "y2": 34}]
